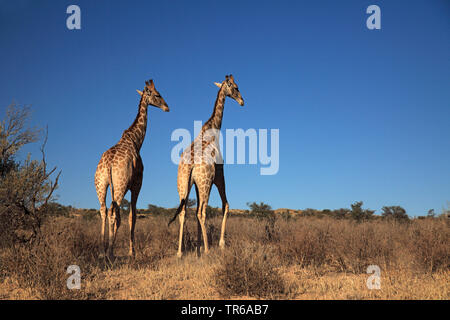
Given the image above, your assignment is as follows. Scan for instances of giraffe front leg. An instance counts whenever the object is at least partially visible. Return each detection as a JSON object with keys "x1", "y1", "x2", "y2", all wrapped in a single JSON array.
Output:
[
  {"x1": 129, "y1": 156, "x2": 143, "y2": 258},
  {"x1": 198, "y1": 200, "x2": 210, "y2": 255},
  {"x1": 129, "y1": 190, "x2": 140, "y2": 258},
  {"x1": 214, "y1": 165, "x2": 229, "y2": 249},
  {"x1": 128, "y1": 203, "x2": 137, "y2": 258}
]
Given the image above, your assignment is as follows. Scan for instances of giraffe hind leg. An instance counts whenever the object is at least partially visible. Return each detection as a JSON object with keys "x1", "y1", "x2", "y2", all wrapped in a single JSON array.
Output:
[
  {"x1": 176, "y1": 182, "x2": 192, "y2": 258},
  {"x1": 95, "y1": 178, "x2": 109, "y2": 257},
  {"x1": 107, "y1": 186, "x2": 126, "y2": 261},
  {"x1": 196, "y1": 185, "x2": 212, "y2": 256},
  {"x1": 174, "y1": 164, "x2": 194, "y2": 258}
]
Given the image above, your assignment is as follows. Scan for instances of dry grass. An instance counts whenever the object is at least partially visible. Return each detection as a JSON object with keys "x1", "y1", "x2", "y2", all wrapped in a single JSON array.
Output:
[
  {"x1": 0, "y1": 214, "x2": 448, "y2": 300},
  {"x1": 214, "y1": 241, "x2": 287, "y2": 298}
]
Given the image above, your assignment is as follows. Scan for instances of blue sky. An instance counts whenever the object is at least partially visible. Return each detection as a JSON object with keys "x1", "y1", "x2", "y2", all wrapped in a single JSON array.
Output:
[{"x1": 1, "y1": 0, "x2": 449, "y2": 216}]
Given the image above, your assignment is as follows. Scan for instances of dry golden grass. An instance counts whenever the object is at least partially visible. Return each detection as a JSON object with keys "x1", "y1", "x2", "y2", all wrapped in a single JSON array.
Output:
[{"x1": 0, "y1": 214, "x2": 448, "y2": 300}]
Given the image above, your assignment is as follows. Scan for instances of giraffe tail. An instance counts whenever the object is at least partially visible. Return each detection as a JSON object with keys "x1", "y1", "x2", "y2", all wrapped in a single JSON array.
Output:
[
  {"x1": 108, "y1": 166, "x2": 115, "y2": 203},
  {"x1": 168, "y1": 166, "x2": 194, "y2": 226},
  {"x1": 168, "y1": 198, "x2": 186, "y2": 226}
]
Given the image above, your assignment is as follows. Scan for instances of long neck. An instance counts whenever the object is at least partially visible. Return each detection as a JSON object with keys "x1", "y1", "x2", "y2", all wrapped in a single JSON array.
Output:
[
  {"x1": 122, "y1": 97, "x2": 148, "y2": 151},
  {"x1": 203, "y1": 87, "x2": 226, "y2": 132}
]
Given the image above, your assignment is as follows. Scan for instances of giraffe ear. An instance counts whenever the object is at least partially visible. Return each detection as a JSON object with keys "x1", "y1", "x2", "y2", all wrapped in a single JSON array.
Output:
[
  {"x1": 214, "y1": 82, "x2": 222, "y2": 88},
  {"x1": 136, "y1": 90, "x2": 143, "y2": 96}
]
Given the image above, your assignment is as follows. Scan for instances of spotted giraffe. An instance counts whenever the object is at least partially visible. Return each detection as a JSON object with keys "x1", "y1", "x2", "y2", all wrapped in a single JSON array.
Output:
[
  {"x1": 169, "y1": 74, "x2": 244, "y2": 257},
  {"x1": 95, "y1": 79, "x2": 169, "y2": 260}
]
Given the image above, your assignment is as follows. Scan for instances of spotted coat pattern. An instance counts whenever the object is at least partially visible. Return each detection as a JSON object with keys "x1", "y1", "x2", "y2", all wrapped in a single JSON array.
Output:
[
  {"x1": 94, "y1": 79, "x2": 169, "y2": 259},
  {"x1": 171, "y1": 75, "x2": 244, "y2": 257}
]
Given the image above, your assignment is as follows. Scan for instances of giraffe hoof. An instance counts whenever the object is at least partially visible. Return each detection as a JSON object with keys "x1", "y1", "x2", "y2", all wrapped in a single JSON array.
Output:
[
  {"x1": 219, "y1": 240, "x2": 225, "y2": 249},
  {"x1": 176, "y1": 252, "x2": 183, "y2": 259}
]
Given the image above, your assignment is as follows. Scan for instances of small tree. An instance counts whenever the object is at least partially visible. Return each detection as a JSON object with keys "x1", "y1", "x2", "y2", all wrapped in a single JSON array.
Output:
[
  {"x1": 147, "y1": 203, "x2": 166, "y2": 215},
  {"x1": 247, "y1": 202, "x2": 275, "y2": 240},
  {"x1": 247, "y1": 202, "x2": 273, "y2": 216},
  {"x1": 206, "y1": 205, "x2": 221, "y2": 218},
  {"x1": 350, "y1": 201, "x2": 374, "y2": 222},
  {"x1": 0, "y1": 104, "x2": 60, "y2": 244},
  {"x1": 381, "y1": 206, "x2": 409, "y2": 221},
  {"x1": 302, "y1": 208, "x2": 318, "y2": 217},
  {"x1": 332, "y1": 208, "x2": 351, "y2": 219}
]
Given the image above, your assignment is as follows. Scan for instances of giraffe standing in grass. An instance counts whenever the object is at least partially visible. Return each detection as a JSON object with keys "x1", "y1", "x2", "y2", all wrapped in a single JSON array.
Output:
[
  {"x1": 95, "y1": 79, "x2": 169, "y2": 260},
  {"x1": 169, "y1": 74, "x2": 244, "y2": 257}
]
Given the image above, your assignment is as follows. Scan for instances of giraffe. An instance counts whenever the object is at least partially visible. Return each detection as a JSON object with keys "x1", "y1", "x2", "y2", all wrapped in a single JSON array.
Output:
[
  {"x1": 94, "y1": 79, "x2": 169, "y2": 260},
  {"x1": 168, "y1": 74, "x2": 244, "y2": 257}
]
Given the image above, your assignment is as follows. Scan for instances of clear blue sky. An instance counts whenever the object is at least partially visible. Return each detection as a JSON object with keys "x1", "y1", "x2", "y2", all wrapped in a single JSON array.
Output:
[{"x1": 1, "y1": 0, "x2": 449, "y2": 216}]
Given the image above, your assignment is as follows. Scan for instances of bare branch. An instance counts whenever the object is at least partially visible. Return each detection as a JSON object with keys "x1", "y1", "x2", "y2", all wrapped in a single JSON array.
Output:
[{"x1": 41, "y1": 170, "x2": 61, "y2": 209}]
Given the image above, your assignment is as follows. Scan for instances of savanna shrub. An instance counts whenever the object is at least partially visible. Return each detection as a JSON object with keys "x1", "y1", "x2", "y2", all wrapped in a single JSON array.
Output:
[{"x1": 215, "y1": 240, "x2": 286, "y2": 298}]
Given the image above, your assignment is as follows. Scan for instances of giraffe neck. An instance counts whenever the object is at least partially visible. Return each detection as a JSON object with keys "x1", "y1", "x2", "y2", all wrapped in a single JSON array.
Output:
[
  {"x1": 121, "y1": 97, "x2": 148, "y2": 151},
  {"x1": 203, "y1": 87, "x2": 226, "y2": 132}
]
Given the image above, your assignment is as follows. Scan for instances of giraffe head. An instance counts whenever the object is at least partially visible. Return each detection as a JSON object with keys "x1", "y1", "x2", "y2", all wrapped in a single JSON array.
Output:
[
  {"x1": 136, "y1": 79, "x2": 170, "y2": 112},
  {"x1": 214, "y1": 74, "x2": 244, "y2": 106}
]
